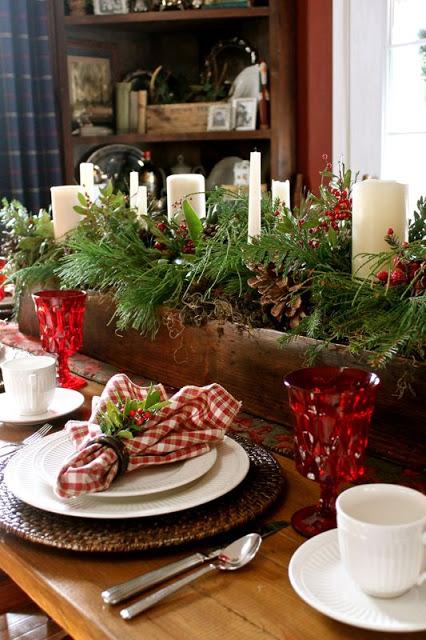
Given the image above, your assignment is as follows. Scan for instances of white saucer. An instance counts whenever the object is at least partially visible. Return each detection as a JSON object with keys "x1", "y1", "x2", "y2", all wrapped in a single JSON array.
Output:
[
  {"x1": 0, "y1": 388, "x2": 84, "y2": 425},
  {"x1": 289, "y1": 529, "x2": 426, "y2": 633}
]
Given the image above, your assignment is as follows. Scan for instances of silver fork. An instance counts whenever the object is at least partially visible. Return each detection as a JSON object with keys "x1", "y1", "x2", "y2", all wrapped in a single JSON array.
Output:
[{"x1": 0, "y1": 423, "x2": 53, "y2": 457}]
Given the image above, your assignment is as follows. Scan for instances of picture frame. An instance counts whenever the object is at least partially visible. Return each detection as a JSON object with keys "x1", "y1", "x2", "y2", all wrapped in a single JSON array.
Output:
[
  {"x1": 93, "y1": 0, "x2": 129, "y2": 14},
  {"x1": 207, "y1": 103, "x2": 232, "y2": 132},
  {"x1": 67, "y1": 41, "x2": 117, "y2": 129},
  {"x1": 232, "y1": 97, "x2": 257, "y2": 131}
]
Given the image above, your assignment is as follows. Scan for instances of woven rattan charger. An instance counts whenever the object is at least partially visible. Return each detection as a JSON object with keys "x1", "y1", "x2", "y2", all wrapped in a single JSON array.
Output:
[{"x1": 0, "y1": 435, "x2": 285, "y2": 553}]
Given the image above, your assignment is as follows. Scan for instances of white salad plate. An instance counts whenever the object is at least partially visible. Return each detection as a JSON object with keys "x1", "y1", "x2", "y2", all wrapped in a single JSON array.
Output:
[
  {"x1": 288, "y1": 529, "x2": 426, "y2": 633},
  {"x1": 34, "y1": 431, "x2": 218, "y2": 498},
  {"x1": 4, "y1": 435, "x2": 250, "y2": 519},
  {"x1": 0, "y1": 388, "x2": 84, "y2": 425}
]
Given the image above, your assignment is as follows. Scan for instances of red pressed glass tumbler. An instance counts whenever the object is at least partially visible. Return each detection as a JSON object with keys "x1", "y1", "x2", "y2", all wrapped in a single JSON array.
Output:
[
  {"x1": 284, "y1": 367, "x2": 380, "y2": 538},
  {"x1": 0, "y1": 257, "x2": 7, "y2": 302},
  {"x1": 32, "y1": 290, "x2": 87, "y2": 390}
]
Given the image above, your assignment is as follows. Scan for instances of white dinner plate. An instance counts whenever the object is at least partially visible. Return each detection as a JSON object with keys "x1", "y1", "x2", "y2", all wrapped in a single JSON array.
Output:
[
  {"x1": 4, "y1": 435, "x2": 250, "y2": 519},
  {"x1": 34, "y1": 431, "x2": 218, "y2": 498},
  {"x1": 0, "y1": 388, "x2": 84, "y2": 425},
  {"x1": 289, "y1": 529, "x2": 426, "y2": 633}
]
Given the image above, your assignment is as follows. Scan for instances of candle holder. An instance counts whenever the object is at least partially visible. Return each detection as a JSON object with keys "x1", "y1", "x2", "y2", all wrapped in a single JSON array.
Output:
[
  {"x1": 284, "y1": 366, "x2": 380, "y2": 538},
  {"x1": 32, "y1": 290, "x2": 87, "y2": 390}
]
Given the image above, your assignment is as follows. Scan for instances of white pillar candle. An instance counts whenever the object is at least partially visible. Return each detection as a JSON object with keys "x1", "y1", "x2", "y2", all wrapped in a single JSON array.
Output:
[
  {"x1": 51, "y1": 185, "x2": 84, "y2": 241},
  {"x1": 129, "y1": 171, "x2": 139, "y2": 209},
  {"x1": 248, "y1": 151, "x2": 262, "y2": 243},
  {"x1": 167, "y1": 174, "x2": 206, "y2": 222},
  {"x1": 79, "y1": 163, "x2": 94, "y2": 200},
  {"x1": 135, "y1": 186, "x2": 148, "y2": 218},
  {"x1": 271, "y1": 179, "x2": 290, "y2": 209},
  {"x1": 352, "y1": 179, "x2": 408, "y2": 278}
]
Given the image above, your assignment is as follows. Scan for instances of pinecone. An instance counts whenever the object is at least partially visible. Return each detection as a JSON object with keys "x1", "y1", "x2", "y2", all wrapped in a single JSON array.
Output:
[
  {"x1": 0, "y1": 229, "x2": 18, "y2": 258},
  {"x1": 412, "y1": 261, "x2": 426, "y2": 296},
  {"x1": 247, "y1": 263, "x2": 308, "y2": 329},
  {"x1": 203, "y1": 223, "x2": 219, "y2": 239}
]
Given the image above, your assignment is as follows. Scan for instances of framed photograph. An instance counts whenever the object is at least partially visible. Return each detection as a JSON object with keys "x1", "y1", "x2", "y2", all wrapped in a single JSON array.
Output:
[
  {"x1": 207, "y1": 103, "x2": 232, "y2": 132},
  {"x1": 232, "y1": 97, "x2": 257, "y2": 131},
  {"x1": 93, "y1": 0, "x2": 129, "y2": 14},
  {"x1": 67, "y1": 41, "x2": 117, "y2": 129}
]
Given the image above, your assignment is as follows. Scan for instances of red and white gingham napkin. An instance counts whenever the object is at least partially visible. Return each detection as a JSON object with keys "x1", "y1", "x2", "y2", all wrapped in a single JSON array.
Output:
[{"x1": 55, "y1": 374, "x2": 241, "y2": 498}]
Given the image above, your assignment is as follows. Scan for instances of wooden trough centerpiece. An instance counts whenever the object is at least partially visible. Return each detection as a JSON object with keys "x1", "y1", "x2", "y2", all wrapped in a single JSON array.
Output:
[{"x1": 18, "y1": 291, "x2": 425, "y2": 470}]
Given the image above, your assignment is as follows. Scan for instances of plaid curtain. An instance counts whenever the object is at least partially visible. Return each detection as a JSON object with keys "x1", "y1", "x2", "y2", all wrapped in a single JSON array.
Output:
[{"x1": 0, "y1": 0, "x2": 62, "y2": 211}]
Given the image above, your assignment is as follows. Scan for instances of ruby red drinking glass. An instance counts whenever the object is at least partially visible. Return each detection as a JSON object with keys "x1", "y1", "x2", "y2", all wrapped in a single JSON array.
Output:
[
  {"x1": 284, "y1": 367, "x2": 380, "y2": 538},
  {"x1": 32, "y1": 290, "x2": 87, "y2": 390},
  {"x1": 0, "y1": 257, "x2": 7, "y2": 302}
]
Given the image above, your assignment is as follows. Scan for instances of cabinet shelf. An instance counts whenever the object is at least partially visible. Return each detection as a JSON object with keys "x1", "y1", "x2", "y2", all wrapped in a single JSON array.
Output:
[
  {"x1": 71, "y1": 130, "x2": 272, "y2": 146},
  {"x1": 64, "y1": 7, "x2": 270, "y2": 29},
  {"x1": 51, "y1": 0, "x2": 295, "y2": 183}
]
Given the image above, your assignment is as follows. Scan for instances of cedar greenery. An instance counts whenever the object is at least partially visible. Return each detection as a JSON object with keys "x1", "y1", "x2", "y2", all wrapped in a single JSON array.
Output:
[{"x1": 1, "y1": 165, "x2": 425, "y2": 369}]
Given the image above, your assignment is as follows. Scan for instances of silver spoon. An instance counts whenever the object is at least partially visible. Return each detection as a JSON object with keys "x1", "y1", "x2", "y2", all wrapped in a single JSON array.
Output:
[{"x1": 120, "y1": 533, "x2": 262, "y2": 620}]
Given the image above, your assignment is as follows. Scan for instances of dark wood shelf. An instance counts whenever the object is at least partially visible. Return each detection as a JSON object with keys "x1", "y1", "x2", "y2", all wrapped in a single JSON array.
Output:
[
  {"x1": 71, "y1": 129, "x2": 272, "y2": 145},
  {"x1": 50, "y1": 0, "x2": 295, "y2": 183},
  {"x1": 64, "y1": 7, "x2": 269, "y2": 28}
]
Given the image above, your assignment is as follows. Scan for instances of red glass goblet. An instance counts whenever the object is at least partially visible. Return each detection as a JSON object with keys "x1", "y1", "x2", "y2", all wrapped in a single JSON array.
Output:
[
  {"x1": 0, "y1": 257, "x2": 7, "y2": 302},
  {"x1": 32, "y1": 290, "x2": 87, "y2": 390},
  {"x1": 284, "y1": 367, "x2": 379, "y2": 538}
]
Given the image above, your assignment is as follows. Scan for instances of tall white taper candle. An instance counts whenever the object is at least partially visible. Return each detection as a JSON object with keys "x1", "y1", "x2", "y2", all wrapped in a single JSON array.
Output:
[
  {"x1": 129, "y1": 172, "x2": 139, "y2": 209},
  {"x1": 352, "y1": 179, "x2": 408, "y2": 278},
  {"x1": 51, "y1": 186, "x2": 84, "y2": 240},
  {"x1": 248, "y1": 151, "x2": 262, "y2": 243},
  {"x1": 166, "y1": 174, "x2": 206, "y2": 222},
  {"x1": 271, "y1": 179, "x2": 290, "y2": 209},
  {"x1": 79, "y1": 163, "x2": 94, "y2": 200},
  {"x1": 136, "y1": 186, "x2": 148, "y2": 218}
]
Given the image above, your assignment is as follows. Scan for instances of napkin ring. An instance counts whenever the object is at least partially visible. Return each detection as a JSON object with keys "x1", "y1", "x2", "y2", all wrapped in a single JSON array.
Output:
[{"x1": 87, "y1": 436, "x2": 129, "y2": 477}]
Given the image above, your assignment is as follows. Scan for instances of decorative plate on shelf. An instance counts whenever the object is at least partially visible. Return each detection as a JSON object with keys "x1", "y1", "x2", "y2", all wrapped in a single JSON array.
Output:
[
  {"x1": 203, "y1": 37, "x2": 258, "y2": 89},
  {"x1": 206, "y1": 156, "x2": 243, "y2": 189},
  {"x1": 83, "y1": 144, "x2": 145, "y2": 192}
]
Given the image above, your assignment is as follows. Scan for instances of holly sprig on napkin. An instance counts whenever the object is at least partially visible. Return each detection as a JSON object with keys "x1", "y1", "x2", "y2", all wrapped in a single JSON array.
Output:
[{"x1": 98, "y1": 387, "x2": 170, "y2": 440}]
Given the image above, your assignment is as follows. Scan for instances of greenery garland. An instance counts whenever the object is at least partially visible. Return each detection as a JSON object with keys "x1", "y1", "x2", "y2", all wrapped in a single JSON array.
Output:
[{"x1": 1, "y1": 164, "x2": 425, "y2": 369}]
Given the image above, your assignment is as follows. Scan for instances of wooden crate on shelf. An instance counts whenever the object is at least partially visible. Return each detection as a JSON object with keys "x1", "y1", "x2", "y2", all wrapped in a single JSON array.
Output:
[{"x1": 146, "y1": 102, "x2": 219, "y2": 134}]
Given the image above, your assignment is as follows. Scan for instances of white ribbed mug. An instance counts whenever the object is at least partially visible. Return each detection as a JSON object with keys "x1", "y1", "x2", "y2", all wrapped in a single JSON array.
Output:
[
  {"x1": 336, "y1": 484, "x2": 426, "y2": 598},
  {"x1": 1, "y1": 356, "x2": 56, "y2": 415}
]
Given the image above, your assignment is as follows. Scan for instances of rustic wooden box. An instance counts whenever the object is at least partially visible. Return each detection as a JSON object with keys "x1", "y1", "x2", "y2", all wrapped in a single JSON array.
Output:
[
  {"x1": 18, "y1": 292, "x2": 425, "y2": 469},
  {"x1": 19, "y1": 294, "x2": 426, "y2": 468},
  {"x1": 146, "y1": 102, "x2": 218, "y2": 133}
]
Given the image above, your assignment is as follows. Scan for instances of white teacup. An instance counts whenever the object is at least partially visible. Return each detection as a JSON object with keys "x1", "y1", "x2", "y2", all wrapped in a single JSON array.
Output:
[
  {"x1": 336, "y1": 484, "x2": 426, "y2": 598},
  {"x1": 1, "y1": 356, "x2": 56, "y2": 415}
]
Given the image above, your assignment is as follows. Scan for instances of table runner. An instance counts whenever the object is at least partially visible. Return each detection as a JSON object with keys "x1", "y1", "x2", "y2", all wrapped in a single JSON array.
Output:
[{"x1": 0, "y1": 321, "x2": 424, "y2": 490}]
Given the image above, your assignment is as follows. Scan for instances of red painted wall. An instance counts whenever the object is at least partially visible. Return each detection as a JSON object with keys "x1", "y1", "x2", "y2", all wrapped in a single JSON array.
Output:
[{"x1": 296, "y1": 0, "x2": 333, "y2": 192}]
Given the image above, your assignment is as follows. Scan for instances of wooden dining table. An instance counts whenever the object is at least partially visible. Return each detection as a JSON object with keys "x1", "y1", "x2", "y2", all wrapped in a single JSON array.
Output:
[{"x1": 0, "y1": 377, "x2": 424, "y2": 640}]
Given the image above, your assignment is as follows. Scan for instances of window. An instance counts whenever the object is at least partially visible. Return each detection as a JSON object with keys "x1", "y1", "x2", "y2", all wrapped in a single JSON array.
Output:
[
  {"x1": 333, "y1": 0, "x2": 425, "y2": 214},
  {"x1": 381, "y1": 0, "x2": 426, "y2": 213}
]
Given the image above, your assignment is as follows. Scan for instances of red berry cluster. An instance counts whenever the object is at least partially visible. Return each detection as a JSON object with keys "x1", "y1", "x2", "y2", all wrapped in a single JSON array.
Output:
[
  {"x1": 175, "y1": 224, "x2": 195, "y2": 254},
  {"x1": 124, "y1": 406, "x2": 153, "y2": 427},
  {"x1": 309, "y1": 188, "x2": 352, "y2": 237},
  {"x1": 153, "y1": 221, "x2": 169, "y2": 251},
  {"x1": 376, "y1": 254, "x2": 422, "y2": 287},
  {"x1": 182, "y1": 239, "x2": 195, "y2": 254}
]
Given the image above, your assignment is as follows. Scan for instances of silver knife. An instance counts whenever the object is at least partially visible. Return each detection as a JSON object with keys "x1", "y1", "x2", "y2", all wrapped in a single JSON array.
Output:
[{"x1": 101, "y1": 520, "x2": 289, "y2": 605}]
